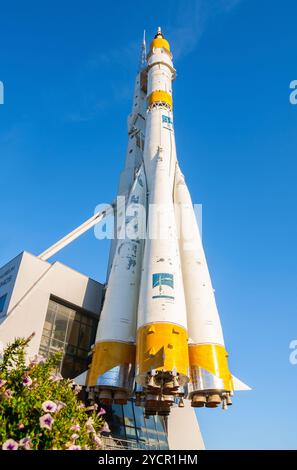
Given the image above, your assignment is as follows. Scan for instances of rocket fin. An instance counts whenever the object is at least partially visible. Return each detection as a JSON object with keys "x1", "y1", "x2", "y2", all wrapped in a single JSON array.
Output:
[{"x1": 232, "y1": 375, "x2": 251, "y2": 391}]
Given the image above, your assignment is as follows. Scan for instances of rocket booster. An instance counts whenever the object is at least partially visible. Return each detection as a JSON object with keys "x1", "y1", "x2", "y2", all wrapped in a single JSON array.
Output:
[
  {"x1": 87, "y1": 166, "x2": 146, "y2": 405},
  {"x1": 174, "y1": 167, "x2": 234, "y2": 408},
  {"x1": 87, "y1": 28, "x2": 248, "y2": 414}
]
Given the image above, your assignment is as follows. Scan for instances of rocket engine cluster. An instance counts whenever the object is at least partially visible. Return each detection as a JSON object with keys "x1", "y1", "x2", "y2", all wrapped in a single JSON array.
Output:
[{"x1": 87, "y1": 28, "x2": 248, "y2": 417}]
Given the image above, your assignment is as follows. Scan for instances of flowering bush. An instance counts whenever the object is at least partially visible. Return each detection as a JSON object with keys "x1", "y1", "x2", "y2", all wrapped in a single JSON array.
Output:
[{"x1": 0, "y1": 335, "x2": 107, "y2": 450}]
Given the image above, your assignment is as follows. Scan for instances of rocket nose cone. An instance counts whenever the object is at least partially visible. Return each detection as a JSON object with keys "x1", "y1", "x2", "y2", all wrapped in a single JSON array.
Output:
[
  {"x1": 151, "y1": 27, "x2": 170, "y2": 52},
  {"x1": 155, "y1": 26, "x2": 164, "y2": 39}
]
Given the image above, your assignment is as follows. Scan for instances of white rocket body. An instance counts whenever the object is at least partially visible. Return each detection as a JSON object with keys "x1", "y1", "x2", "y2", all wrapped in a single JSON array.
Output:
[
  {"x1": 136, "y1": 34, "x2": 190, "y2": 397},
  {"x1": 88, "y1": 28, "x2": 248, "y2": 412}
]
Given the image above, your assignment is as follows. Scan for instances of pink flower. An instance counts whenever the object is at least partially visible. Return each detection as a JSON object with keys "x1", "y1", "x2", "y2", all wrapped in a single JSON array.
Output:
[
  {"x1": 3, "y1": 389, "x2": 12, "y2": 398},
  {"x1": 67, "y1": 445, "x2": 81, "y2": 450},
  {"x1": 93, "y1": 434, "x2": 102, "y2": 448},
  {"x1": 98, "y1": 407, "x2": 106, "y2": 416},
  {"x1": 19, "y1": 437, "x2": 31, "y2": 450},
  {"x1": 30, "y1": 354, "x2": 46, "y2": 365},
  {"x1": 2, "y1": 439, "x2": 18, "y2": 450},
  {"x1": 70, "y1": 424, "x2": 80, "y2": 432},
  {"x1": 18, "y1": 423, "x2": 25, "y2": 429},
  {"x1": 22, "y1": 376, "x2": 32, "y2": 387},
  {"x1": 49, "y1": 372, "x2": 63, "y2": 382},
  {"x1": 71, "y1": 433, "x2": 79, "y2": 440},
  {"x1": 39, "y1": 413, "x2": 54, "y2": 430},
  {"x1": 86, "y1": 417, "x2": 95, "y2": 434},
  {"x1": 56, "y1": 401, "x2": 66, "y2": 412},
  {"x1": 42, "y1": 400, "x2": 57, "y2": 413},
  {"x1": 101, "y1": 422, "x2": 110, "y2": 433},
  {"x1": 0, "y1": 379, "x2": 7, "y2": 388},
  {"x1": 74, "y1": 384, "x2": 82, "y2": 394}
]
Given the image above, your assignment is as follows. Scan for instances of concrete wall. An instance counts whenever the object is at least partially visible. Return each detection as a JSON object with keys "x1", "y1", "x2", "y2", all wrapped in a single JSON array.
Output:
[{"x1": 167, "y1": 399, "x2": 205, "y2": 450}]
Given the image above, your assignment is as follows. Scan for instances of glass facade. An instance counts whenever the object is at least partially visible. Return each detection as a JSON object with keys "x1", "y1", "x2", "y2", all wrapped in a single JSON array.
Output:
[
  {"x1": 104, "y1": 400, "x2": 168, "y2": 449},
  {"x1": 39, "y1": 297, "x2": 169, "y2": 450},
  {"x1": 39, "y1": 298, "x2": 98, "y2": 378}
]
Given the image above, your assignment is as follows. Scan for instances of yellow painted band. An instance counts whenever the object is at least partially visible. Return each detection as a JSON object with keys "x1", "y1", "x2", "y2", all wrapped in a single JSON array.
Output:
[
  {"x1": 136, "y1": 323, "x2": 189, "y2": 377},
  {"x1": 189, "y1": 344, "x2": 233, "y2": 390},
  {"x1": 87, "y1": 341, "x2": 135, "y2": 386},
  {"x1": 150, "y1": 38, "x2": 170, "y2": 52},
  {"x1": 147, "y1": 90, "x2": 172, "y2": 109}
]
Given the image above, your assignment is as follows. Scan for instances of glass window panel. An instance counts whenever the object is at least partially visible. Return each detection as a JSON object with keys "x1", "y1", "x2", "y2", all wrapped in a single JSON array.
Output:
[
  {"x1": 77, "y1": 348, "x2": 87, "y2": 358},
  {"x1": 40, "y1": 335, "x2": 50, "y2": 349},
  {"x1": 81, "y1": 316, "x2": 93, "y2": 327},
  {"x1": 123, "y1": 401, "x2": 135, "y2": 427},
  {"x1": 155, "y1": 415, "x2": 167, "y2": 434},
  {"x1": 144, "y1": 415, "x2": 157, "y2": 432},
  {"x1": 43, "y1": 309, "x2": 55, "y2": 334},
  {"x1": 74, "y1": 311, "x2": 81, "y2": 322},
  {"x1": 78, "y1": 324, "x2": 92, "y2": 350},
  {"x1": 50, "y1": 338, "x2": 65, "y2": 352},
  {"x1": 67, "y1": 320, "x2": 80, "y2": 346},
  {"x1": 125, "y1": 426, "x2": 137, "y2": 440},
  {"x1": 158, "y1": 440, "x2": 169, "y2": 450},
  {"x1": 47, "y1": 299, "x2": 58, "y2": 313},
  {"x1": 133, "y1": 405, "x2": 148, "y2": 443},
  {"x1": 72, "y1": 358, "x2": 85, "y2": 377},
  {"x1": 39, "y1": 338, "x2": 50, "y2": 357},
  {"x1": 53, "y1": 315, "x2": 68, "y2": 342},
  {"x1": 107, "y1": 405, "x2": 126, "y2": 438},
  {"x1": 111, "y1": 405, "x2": 124, "y2": 425},
  {"x1": 39, "y1": 299, "x2": 99, "y2": 379},
  {"x1": 67, "y1": 309, "x2": 76, "y2": 321},
  {"x1": 66, "y1": 344, "x2": 76, "y2": 356},
  {"x1": 144, "y1": 415, "x2": 159, "y2": 444},
  {"x1": 61, "y1": 354, "x2": 74, "y2": 379},
  {"x1": 59, "y1": 303, "x2": 75, "y2": 318}
]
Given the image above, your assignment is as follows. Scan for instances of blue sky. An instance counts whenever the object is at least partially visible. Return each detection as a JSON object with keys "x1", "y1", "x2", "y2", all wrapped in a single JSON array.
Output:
[{"x1": 1, "y1": 0, "x2": 297, "y2": 449}]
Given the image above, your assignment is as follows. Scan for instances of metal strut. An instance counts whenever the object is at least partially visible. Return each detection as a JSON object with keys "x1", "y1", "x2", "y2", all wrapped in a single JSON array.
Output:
[{"x1": 38, "y1": 206, "x2": 114, "y2": 261}]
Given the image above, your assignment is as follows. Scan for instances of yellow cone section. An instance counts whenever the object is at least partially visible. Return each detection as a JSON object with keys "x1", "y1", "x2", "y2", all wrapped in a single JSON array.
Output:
[
  {"x1": 147, "y1": 90, "x2": 173, "y2": 110},
  {"x1": 87, "y1": 341, "x2": 135, "y2": 386},
  {"x1": 150, "y1": 37, "x2": 170, "y2": 52},
  {"x1": 136, "y1": 323, "x2": 189, "y2": 378},
  {"x1": 189, "y1": 343, "x2": 233, "y2": 391}
]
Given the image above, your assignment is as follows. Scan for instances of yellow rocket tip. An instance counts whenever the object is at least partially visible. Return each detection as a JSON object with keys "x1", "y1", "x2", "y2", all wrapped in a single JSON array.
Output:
[
  {"x1": 150, "y1": 27, "x2": 170, "y2": 52},
  {"x1": 150, "y1": 37, "x2": 170, "y2": 52}
]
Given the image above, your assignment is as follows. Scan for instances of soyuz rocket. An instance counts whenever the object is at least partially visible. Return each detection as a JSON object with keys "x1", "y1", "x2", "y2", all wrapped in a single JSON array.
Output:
[{"x1": 87, "y1": 28, "x2": 249, "y2": 416}]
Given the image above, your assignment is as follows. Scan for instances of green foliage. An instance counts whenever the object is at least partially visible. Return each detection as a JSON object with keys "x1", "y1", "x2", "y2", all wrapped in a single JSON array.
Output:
[{"x1": 0, "y1": 335, "x2": 106, "y2": 450}]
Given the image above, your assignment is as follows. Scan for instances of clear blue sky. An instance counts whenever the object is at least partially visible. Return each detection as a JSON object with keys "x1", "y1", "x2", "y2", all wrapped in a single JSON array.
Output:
[{"x1": 1, "y1": 0, "x2": 297, "y2": 449}]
